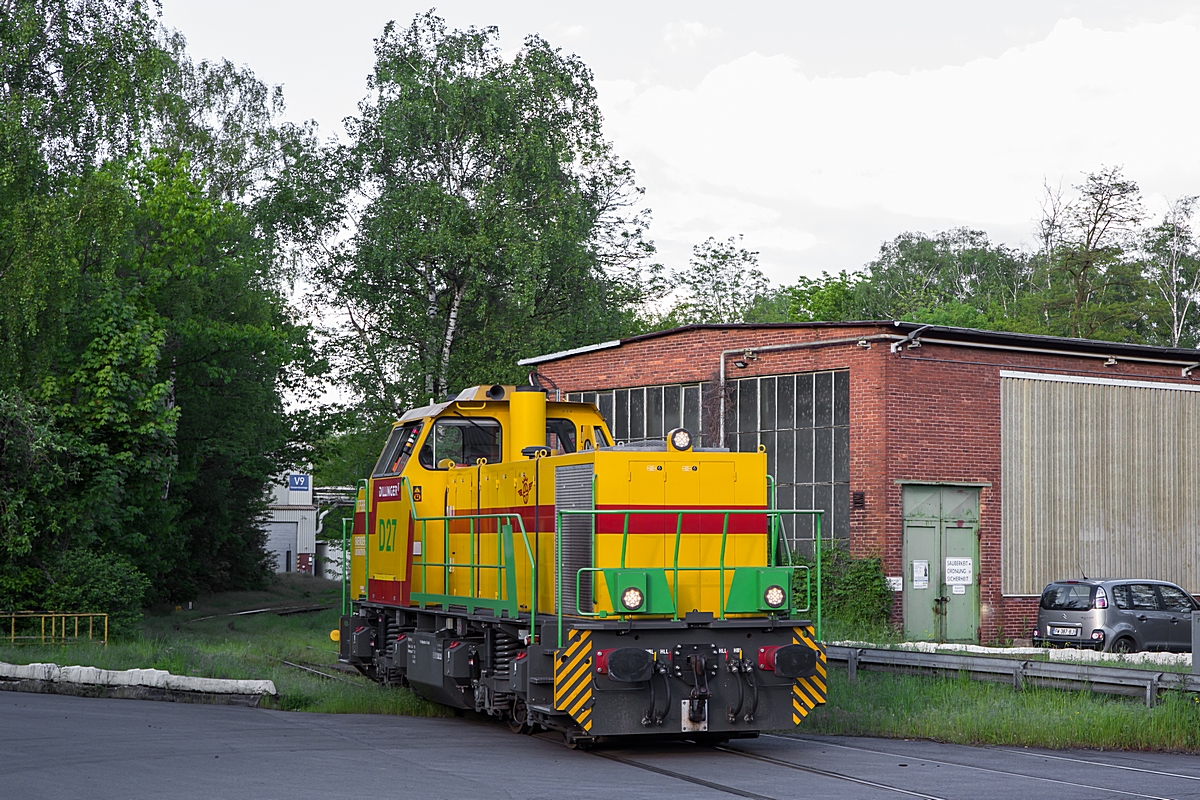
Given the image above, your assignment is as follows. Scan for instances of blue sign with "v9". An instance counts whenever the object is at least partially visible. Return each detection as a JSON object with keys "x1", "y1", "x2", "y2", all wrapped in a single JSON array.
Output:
[{"x1": 288, "y1": 474, "x2": 310, "y2": 491}]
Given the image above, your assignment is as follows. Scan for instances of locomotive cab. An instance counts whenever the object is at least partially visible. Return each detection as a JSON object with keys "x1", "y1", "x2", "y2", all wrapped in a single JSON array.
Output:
[{"x1": 340, "y1": 384, "x2": 826, "y2": 744}]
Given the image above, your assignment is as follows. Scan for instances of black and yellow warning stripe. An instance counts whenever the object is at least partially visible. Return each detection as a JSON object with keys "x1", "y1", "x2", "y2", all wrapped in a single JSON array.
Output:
[
  {"x1": 791, "y1": 625, "x2": 827, "y2": 724},
  {"x1": 553, "y1": 629, "x2": 593, "y2": 732}
]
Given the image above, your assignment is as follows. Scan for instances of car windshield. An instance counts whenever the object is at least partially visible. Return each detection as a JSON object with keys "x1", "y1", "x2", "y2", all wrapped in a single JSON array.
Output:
[{"x1": 1040, "y1": 583, "x2": 1094, "y2": 610}]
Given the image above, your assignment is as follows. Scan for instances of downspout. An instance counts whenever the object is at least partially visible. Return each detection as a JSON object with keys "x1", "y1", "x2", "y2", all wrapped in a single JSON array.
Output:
[
  {"x1": 1183, "y1": 362, "x2": 1200, "y2": 379},
  {"x1": 717, "y1": 334, "x2": 904, "y2": 447}
]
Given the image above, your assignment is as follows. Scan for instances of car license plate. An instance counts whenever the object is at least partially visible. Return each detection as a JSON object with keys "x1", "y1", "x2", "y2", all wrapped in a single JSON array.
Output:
[{"x1": 1051, "y1": 627, "x2": 1078, "y2": 636}]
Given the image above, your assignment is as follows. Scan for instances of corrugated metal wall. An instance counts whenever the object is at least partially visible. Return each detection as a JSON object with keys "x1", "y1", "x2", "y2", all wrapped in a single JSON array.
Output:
[{"x1": 1001, "y1": 371, "x2": 1200, "y2": 595}]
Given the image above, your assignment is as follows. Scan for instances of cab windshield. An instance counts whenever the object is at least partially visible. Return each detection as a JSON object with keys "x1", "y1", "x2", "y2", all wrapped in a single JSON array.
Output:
[{"x1": 372, "y1": 422, "x2": 423, "y2": 477}]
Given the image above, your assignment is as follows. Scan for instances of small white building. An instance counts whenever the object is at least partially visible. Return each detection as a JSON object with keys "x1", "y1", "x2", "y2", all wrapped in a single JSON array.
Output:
[{"x1": 265, "y1": 473, "x2": 317, "y2": 573}]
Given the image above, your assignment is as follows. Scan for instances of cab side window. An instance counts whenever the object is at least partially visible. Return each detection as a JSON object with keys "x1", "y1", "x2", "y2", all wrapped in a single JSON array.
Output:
[
  {"x1": 1157, "y1": 584, "x2": 1196, "y2": 612},
  {"x1": 418, "y1": 418, "x2": 502, "y2": 469},
  {"x1": 546, "y1": 418, "x2": 577, "y2": 455},
  {"x1": 593, "y1": 426, "x2": 611, "y2": 447}
]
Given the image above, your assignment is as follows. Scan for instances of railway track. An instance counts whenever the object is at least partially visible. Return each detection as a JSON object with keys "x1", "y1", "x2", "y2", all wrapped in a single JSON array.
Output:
[
  {"x1": 769, "y1": 735, "x2": 1181, "y2": 800},
  {"x1": 567, "y1": 733, "x2": 1193, "y2": 800},
  {"x1": 594, "y1": 744, "x2": 946, "y2": 800}
]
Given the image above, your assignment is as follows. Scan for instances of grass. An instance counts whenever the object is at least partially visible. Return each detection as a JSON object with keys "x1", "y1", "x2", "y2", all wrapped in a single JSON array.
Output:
[
  {"x1": 0, "y1": 574, "x2": 447, "y2": 718},
  {"x1": 806, "y1": 667, "x2": 1200, "y2": 751},
  {"x1": 6, "y1": 583, "x2": 1200, "y2": 749}
]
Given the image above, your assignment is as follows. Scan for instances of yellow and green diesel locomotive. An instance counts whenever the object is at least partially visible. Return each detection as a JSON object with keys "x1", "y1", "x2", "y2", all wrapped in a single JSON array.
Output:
[{"x1": 338, "y1": 384, "x2": 826, "y2": 745}]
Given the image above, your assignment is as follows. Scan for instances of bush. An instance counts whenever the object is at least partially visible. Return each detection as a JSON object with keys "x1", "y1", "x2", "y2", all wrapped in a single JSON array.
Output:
[
  {"x1": 43, "y1": 550, "x2": 151, "y2": 636},
  {"x1": 792, "y1": 545, "x2": 892, "y2": 633}
]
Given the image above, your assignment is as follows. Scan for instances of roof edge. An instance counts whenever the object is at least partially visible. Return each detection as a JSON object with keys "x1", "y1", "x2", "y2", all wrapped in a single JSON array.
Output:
[
  {"x1": 517, "y1": 320, "x2": 1200, "y2": 368},
  {"x1": 518, "y1": 339, "x2": 621, "y2": 366}
]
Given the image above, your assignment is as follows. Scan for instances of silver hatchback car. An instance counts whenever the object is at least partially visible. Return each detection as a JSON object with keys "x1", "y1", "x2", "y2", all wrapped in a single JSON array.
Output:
[{"x1": 1033, "y1": 579, "x2": 1199, "y2": 653}]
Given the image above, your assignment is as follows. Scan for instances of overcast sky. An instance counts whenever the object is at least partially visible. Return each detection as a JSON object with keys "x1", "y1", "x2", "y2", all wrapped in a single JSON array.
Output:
[{"x1": 159, "y1": 1, "x2": 1200, "y2": 285}]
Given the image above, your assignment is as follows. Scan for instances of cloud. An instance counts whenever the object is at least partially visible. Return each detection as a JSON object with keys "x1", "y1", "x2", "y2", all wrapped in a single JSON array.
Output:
[
  {"x1": 663, "y1": 21, "x2": 723, "y2": 52},
  {"x1": 599, "y1": 18, "x2": 1200, "y2": 280}
]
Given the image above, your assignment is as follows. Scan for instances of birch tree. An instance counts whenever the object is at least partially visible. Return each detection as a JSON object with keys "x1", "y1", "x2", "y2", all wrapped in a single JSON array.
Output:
[
  {"x1": 1144, "y1": 197, "x2": 1200, "y2": 347},
  {"x1": 318, "y1": 13, "x2": 656, "y2": 413}
]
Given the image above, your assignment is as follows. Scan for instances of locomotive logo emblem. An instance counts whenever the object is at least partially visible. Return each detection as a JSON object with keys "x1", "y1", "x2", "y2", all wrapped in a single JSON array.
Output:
[{"x1": 517, "y1": 476, "x2": 533, "y2": 505}]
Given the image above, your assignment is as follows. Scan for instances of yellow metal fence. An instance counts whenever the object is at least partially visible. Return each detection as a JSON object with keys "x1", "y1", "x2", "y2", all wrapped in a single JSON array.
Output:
[{"x1": 4, "y1": 613, "x2": 108, "y2": 646}]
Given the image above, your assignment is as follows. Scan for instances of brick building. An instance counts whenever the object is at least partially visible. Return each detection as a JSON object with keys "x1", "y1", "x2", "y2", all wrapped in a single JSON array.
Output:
[{"x1": 519, "y1": 322, "x2": 1200, "y2": 643}]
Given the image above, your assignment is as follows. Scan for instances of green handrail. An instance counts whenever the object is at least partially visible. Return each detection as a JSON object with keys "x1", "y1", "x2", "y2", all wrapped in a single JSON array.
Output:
[
  {"x1": 553, "y1": 505, "x2": 825, "y2": 646},
  {"x1": 396, "y1": 476, "x2": 539, "y2": 629}
]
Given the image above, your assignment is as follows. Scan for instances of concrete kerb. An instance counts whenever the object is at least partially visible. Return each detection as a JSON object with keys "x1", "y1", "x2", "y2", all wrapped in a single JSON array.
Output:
[{"x1": 0, "y1": 661, "x2": 276, "y2": 707}]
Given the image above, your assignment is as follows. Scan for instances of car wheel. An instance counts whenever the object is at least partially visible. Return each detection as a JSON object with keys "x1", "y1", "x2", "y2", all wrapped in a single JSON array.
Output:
[{"x1": 1110, "y1": 637, "x2": 1136, "y2": 654}]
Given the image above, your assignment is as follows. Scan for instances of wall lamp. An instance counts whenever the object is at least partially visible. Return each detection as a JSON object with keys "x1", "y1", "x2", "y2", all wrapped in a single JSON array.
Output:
[{"x1": 733, "y1": 350, "x2": 757, "y2": 369}]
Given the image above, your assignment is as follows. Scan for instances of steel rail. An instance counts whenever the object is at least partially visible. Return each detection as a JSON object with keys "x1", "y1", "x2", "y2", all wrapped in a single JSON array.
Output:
[
  {"x1": 775, "y1": 735, "x2": 1176, "y2": 800},
  {"x1": 591, "y1": 751, "x2": 774, "y2": 800},
  {"x1": 713, "y1": 744, "x2": 948, "y2": 800}
]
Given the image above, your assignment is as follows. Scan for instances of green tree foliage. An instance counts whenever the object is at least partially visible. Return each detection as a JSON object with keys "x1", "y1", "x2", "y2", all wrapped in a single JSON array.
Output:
[
  {"x1": 854, "y1": 228, "x2": 1036, "y2": 328},
  {"x1": 1143, "y1": 196, "x2": 1200, "y2": 348},
  {"x1": 1033, "y1": 166, "x2": 1149, "y2": 341},
  {"x1": 788, "y1": 271, "x2": 864, "y2": 322},
  {"x1": 0, "y1": 1, "x2": 313, "y2": 618},
  {"x1": 661, "y1": 235, "x2": 774, "y2": 325},
  {"x1": 311, "y1": 13, "x2": 658, "y2": 422},
  {"x1": 777, "y1": 168, "x2": 1199, "y2": 348}
]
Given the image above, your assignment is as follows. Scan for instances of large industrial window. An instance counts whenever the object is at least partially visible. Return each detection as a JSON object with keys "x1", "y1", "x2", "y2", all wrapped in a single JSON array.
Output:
[
  {"x1": 726, "y1": 370, "x2": 850, "y2": 555},
  {"x1": 567, "y1": 383, "x2": 706, "y2": 445},
  {"x1": 1001, "y1": 371, "x2": 1200, "y2": 595}
]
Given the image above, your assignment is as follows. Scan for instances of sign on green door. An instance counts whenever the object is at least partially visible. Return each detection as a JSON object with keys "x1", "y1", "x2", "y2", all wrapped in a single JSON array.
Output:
[{"x1": 902, "y1": 485, "x2": 980, "y2": 643}]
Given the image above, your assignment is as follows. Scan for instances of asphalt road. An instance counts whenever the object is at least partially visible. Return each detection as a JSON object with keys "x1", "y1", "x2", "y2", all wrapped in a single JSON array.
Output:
[{"x1": 4, "y1": 692, "x2": 1200, "y2": 800}]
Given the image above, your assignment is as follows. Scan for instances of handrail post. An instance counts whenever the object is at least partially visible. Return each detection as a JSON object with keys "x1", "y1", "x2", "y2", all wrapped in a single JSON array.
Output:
[
  {"x1": 443, "y1": 512, "x2": 450, "y2": 596},
  {"x1": 530, "y1": 516, "x2": 537, "y2": 634},
  {"x1": 341, "y1": 517, "x2": 349, "y2": 616},
  {"x1": 718, "y1": 512, "x2": 729, "y2": 619},
  {"x1": 815, "y1": 511, "x2": 823, "y2": 641},
  {"x1": 672, "y1": 512, "x2": 683, "y2": 621},
  {"x1": 361, "y1": 477, "x2": 371, "y2": 602},
  {"x1": 556, "y1": 509, "x2": 563, "y2": 648},
  {"x1": 620, "y1": 514, "x2": 629, "y2": 569}
]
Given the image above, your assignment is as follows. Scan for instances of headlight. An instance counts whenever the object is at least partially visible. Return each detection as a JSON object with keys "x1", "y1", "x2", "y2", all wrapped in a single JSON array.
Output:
[
  {"x1": 764, "y1": 585, "x2": 786, "y2": 609},
  {"x1": 621, "y1": 587, "x2": 645, "y2": 611},
  {"x1": 668, "y1": 427, "x2": 692, "y2": 451}
]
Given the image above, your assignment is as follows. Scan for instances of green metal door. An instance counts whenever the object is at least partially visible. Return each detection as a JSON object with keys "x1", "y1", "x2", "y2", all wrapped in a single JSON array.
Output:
[{"x1": 902, "y1": 486, "x2": 980, "y2": 643}]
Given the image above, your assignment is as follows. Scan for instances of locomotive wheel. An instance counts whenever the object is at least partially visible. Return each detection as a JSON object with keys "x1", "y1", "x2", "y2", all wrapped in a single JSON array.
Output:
[{"x1": 508, "y1": 696, "x2": 530, "y2": 734}]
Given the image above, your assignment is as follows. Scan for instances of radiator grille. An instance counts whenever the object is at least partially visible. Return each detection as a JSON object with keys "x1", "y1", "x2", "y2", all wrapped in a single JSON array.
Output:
[{"x1": 555, "y1": 463, "x2": 595, "y2": 614}]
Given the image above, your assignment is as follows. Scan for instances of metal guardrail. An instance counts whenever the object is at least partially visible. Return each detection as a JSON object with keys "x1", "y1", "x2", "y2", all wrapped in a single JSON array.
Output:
[
  {"x1": 4, "y1": 613, "x2": 108, "y2": 646},
  {"x1": 827, "y1": 645, "x2": 1200, "y2": 708}
]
